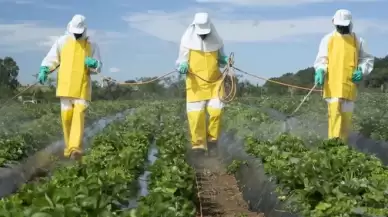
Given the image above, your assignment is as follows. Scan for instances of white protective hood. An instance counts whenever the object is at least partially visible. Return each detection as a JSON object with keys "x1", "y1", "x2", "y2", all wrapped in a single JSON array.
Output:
[
  {"x1": 65, "y1": 14, "x2": 88, "y2": 39},
  {"x1": 180, "y1": 12, "x2": 223, "y2": 52}
]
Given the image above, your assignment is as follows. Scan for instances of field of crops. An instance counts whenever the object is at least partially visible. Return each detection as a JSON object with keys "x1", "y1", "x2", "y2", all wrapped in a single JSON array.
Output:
[
  {"x1": 0, "y1": 92, "x2": 387, "y2": 216},
  {"x1": 223, "y1": 92, "x2": 388, "y2": 216},
  {"x1": 0, "y1": 100, "x2": 136, "y2": 167}
]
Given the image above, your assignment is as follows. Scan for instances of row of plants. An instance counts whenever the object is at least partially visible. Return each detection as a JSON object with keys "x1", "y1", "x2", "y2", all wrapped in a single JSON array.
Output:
[
  {"x1": 246, "y1": 135, "x2": 388, "y2": 216},
  {"x1": 2, "y1": 100, "x2": 135, "y2": 134},
  {"x1": 223, "y1": 103, "x2": 388, "y2": 216},
  {"x1": 0, "y1": 105, "x2": 159, "y2": 216},
  {"x1": 0, "y1": 103, "x2": 60, "y2": 127},
  {"x1": 238, "y1": 93, "x2": 388, "y2": 141},
  {"x1": 0, "y1": 100, "x2": 136, "y2": 167},
  {"x1": 222, "y1": 102, "x2": 320, "y2": 140},
  {"x1": 133, "y1": 104, "x2": 197, "y2": 217}
]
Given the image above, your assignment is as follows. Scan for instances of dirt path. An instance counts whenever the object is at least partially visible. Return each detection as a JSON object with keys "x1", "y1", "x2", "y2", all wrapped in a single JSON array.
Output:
[{"x1": 194, "y1": 156, "x2": 263, "y2": 217}]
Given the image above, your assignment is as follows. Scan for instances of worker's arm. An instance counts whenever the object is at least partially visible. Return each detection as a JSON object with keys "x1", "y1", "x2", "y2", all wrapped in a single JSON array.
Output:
[
  {"x1": 176, "y1": 44, "x2": 189, "y2": 68},
  {"x1": 313, "y1": 33, "x2": 331, "y2": 72},
  {"x1": 41, "y1": 36, "x2": 67, "y2": 71},
  {"x1": 89, "y1": 41, "x2": 102, "y2": 75},
  {"x1": 357, "y1": 37, "x2": 374, "y2": 75}
]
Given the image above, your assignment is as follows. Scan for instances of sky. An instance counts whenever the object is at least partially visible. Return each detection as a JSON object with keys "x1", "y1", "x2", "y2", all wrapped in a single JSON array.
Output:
[{"x1": 0, "y1": 0, "x2": 388, "y2": 85}]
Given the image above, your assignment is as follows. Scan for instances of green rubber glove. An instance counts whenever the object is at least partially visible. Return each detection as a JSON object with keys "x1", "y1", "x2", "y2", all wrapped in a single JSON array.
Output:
[
  {"x1": 314, "y1": 68, "x2": 324, "y2": 86},
  {"x1": 352, "y1": 67, "x2": 362, "y2": 82},
  {"x1": 38, "y1": 66, "x2": 50, "y2": 84},
  {"x1": 219, "y1": 56, "x2": 229, "y2": 65},
  {"x1": 178, "y1": 62, "x2": 188, "y2": 74},
  {"x1": 85, "y1": 57, "x2": 98, "y2": 69}
]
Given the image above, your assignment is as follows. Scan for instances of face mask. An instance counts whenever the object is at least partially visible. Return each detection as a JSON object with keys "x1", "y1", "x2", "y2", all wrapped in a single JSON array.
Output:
[
  {"x1": 198, "y1": 34, "x2": 208, "y2": 40},
  {"x1": 74, "y1": 33, "x2": 83, "y2": 40},
  {"x1": 335, "y1": 25, "x2": 350, "y2": 35}
]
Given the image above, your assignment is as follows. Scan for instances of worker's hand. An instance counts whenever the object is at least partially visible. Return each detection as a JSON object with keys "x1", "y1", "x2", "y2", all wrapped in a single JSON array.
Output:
[
  {"x1": 219, "y1": 56, "x2": 233, "y2": 67},
  {"x1": 85, "y1": 57, "x2": 99, "y2": 69},
  {"x1": 352, "y1": 67, "x2": 363, "y2": 82},
  {"x1": 38, "y1": 66, "x2": 50, "y2": 84},
  {"x1": 314, "y1": 68, "x2": 324, "y2": 86},
  {"x1": 219, "y1": 56, "x2": 228, "y2": 65},
  {"x1": 178, "y1": 62, "x2": 188, "y2": 74}
]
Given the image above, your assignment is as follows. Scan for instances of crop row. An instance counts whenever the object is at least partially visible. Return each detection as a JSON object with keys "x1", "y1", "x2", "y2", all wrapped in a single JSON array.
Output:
[
  {"x1": 0, "y1": 100, "x2": 136, "y2": 167},
  {"x1": 133, "y1": 104, "x2": 197, "y2": 217},
  {"x1": 0, "y1": 105, "x2": 157, "y2": 216},
  {"x1": 0, "y1": 103, "x2": 60, "y2": 127},
  {"x1": 224, "y1": 103, "x2": 388, "y2": 216},
  {"x1": 238, "y1": 93, "x2": 388, "y2": 141}
]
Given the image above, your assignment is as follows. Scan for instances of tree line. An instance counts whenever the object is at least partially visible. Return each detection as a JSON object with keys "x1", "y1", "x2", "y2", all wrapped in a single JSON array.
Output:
[{"x1": 263, "y1": 55, "x2": 388, "y2": 95}]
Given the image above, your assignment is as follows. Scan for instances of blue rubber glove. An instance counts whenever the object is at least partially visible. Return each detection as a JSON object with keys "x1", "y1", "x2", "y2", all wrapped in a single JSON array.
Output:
[
  {"x1": 352, "y1": 67, "x2": 362, "y2": 82},
  {"x1": 85, "y1": 57, "x2": 99, "y2": 69},
  {"x1": 38, "y1": 66, "x2": 50, "y2": 84},
  {"x1": 314, "y1": 68, "x2": 324, "y2": 86},
  {"x1": 178, "y1": 62, "x2": 188, "y2": 74}
]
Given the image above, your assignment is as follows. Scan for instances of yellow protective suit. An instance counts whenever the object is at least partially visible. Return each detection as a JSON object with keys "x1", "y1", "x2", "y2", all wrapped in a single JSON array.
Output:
[
  {"x1": 177, "y1": 12, "x2": 226, "y2": 150},
  {"x1": 184, "y1": 49, "x2": 226, "y2": 150},
  {"x1": 41, "y1": 15, "x2": 101, "y2": 158},
  {"x1": 60, "y1": 98, "x2": 88, "y2": 157},
  {"x1": 314, "y1": 23, "x2": 374, "y2": 141}
]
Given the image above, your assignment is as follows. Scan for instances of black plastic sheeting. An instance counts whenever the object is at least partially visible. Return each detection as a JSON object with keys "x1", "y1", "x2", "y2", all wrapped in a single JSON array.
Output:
[
  {"x1": 218, "y1": 107, "x2": 388, "y2": 217},
  {"x1": 0, "y1": 109, "x2": 134, "y2": 199},
  {"x1": 126, "y1": 145, "x2": 158, "y2": 209},
  {"x1": 348, "y1": 133, "x2": 388, "y2": 165},
  {"x1": 219, "y1": 130, "x2": 298, "y2": 217}
]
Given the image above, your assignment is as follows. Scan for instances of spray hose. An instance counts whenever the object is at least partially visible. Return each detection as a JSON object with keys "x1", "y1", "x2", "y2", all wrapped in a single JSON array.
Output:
[
  {"x1": 1, "y1": 52, "x2": 322, "y2": 111},
  {"x1": 100, "y1": 52, "x2": 238, "y2": 103}
]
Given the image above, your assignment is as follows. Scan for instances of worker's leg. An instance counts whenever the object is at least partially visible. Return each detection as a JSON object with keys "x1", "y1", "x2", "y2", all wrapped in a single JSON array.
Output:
[
  {"x1": 340, "y1": 100, "x2": 354, "y2": 143},
  {"x1": 206, "y1": 98, "x2": 224, "y2": 144},
  {"x1": 187, "y1": 101, "x2": 207, "y2": 150},
  {"x1": 327, "y1": 98, "x2": 342, "y2": 139},
  {"x1": 60, "y1": 98, "x2": 74, "y2": 157},
  {"x1": 67, "y1": 99, "x2": 88, "y2": 160}
]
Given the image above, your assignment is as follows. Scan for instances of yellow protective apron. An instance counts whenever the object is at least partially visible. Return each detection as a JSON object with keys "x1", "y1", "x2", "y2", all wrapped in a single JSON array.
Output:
[
  {"x1": 325, "y1": 32, "x2": 358, "y2": 141},
  {"x1": 186, "y1": 50, "x2": 224, "y2": 149},
  {"x1": 57, "y1": 37, "x2": 91, "y2": 101},
  {"x1": 186, "y1": 50, "x2": 224, "y2": 102},
  {"x1": 57, "y1": 37, "x2": 91, "y2": 157}
]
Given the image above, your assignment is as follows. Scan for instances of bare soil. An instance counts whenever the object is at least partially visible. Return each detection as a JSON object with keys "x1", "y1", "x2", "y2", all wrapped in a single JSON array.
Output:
[{"x1": 194, "y1": 156, "x2": 264, "y2": 217}]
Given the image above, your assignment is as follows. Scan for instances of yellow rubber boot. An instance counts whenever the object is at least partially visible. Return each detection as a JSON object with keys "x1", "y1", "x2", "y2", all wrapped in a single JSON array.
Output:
[
  {"x1": 61, "y1": 109, "x2": 73, "y2": 157},
  {"x1": 328, "y1": 101, "x2": 342, "y2": 139},
  {"x1": 207, "y1": 107, "x2": 222, "y2": 142},
  {"x1": 187, "y1": 110, "x2": 207, "y2": 150},
  {"x1": 66, "y1": 103, "x2": 87, "y2": 158},
  {"x1": 340, "y1": 112, "x2": 352, "y2": 142}
]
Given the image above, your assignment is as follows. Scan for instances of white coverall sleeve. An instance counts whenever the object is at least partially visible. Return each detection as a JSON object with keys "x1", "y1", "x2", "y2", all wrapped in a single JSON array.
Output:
[
  {"x1": 313, "y1": 34, "x2": 330, "y2": 72},
  {"x1": 218, "y1": 46, "x2": 226, "y2": 57},
  {"x1": 90, "y1": 42, "x2": 102, "y2": 75},
  {"x1": 175, "y1": 44, "x2": 189, "y2": 68},
  {"x1": 357, "y1": 37, "x2": 374, "y2": 75},
  {"x1": 41, "y1": 38, "x2": 62, "y2": 70}
]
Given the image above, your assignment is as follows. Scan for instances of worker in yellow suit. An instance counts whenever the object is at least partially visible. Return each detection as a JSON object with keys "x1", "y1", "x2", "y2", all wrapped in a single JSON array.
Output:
[
  {"x1": 314, "y1": 9, "x2": 374, "y2": 142},
  {"x1": 176, "y1": 12, "x2": 229, "y2": 157},
  {"x1": 38, "y1": 14, "x2": 102, "y2": 160}
]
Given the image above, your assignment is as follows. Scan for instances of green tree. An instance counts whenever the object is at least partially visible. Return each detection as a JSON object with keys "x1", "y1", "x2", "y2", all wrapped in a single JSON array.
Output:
[{"x1": 0, "y1": 57, "x2": 20, "y2": 90}]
